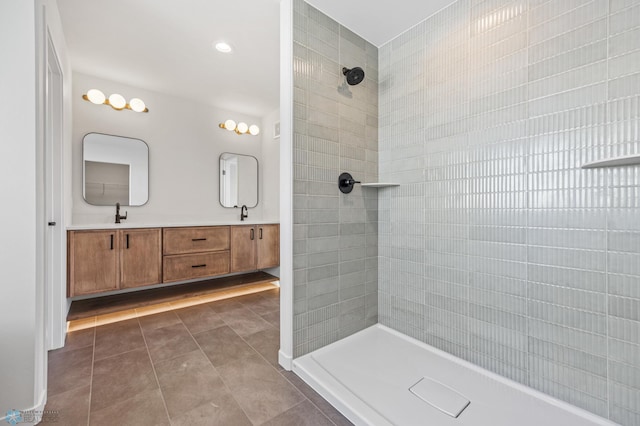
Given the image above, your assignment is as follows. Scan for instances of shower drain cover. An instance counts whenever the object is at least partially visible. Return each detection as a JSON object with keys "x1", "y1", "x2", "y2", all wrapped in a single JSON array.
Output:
[{"x1": 409, "y1": 377, "x2": 471, "y2": 418}]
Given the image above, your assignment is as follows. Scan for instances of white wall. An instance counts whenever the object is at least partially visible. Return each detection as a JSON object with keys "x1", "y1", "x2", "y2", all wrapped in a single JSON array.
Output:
[
  {"x1": 261, "y1": 107, "x2": 280, "y2": 221},
  {"x1": 1, "y1": 0, "x2": 38, "y2": 415},
  {"x1": 72, "y1": 72, "x2": 275, "y2": 225}
]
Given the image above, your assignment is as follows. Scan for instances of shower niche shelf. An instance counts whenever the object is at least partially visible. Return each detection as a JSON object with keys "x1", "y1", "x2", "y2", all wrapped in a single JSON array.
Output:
[
  {"x1": 338, "y1": 172, "x2": 399, "y2": 194},
  {"x1": 361, "y1": 183, "x2": 400, "y2": 188},
  {"x1": 582, "y1": 153, "x2": 640, "y2": 169}
]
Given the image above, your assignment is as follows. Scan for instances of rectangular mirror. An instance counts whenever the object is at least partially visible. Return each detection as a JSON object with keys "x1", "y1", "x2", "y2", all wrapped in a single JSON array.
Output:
[
  {"x1": 83, "y1": 132, "x2": 149, "y2": 206},
  {"x1": 219, "y1": 152, "x2": 258, "y2": 208}
]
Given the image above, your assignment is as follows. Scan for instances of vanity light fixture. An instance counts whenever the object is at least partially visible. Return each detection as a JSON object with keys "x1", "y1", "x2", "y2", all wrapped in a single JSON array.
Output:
[
  {"x1": 82, "y1": 89, "x2": 149, "y2": 113},
  {"x1": 219, "y1": 119, "x2": 260, "y2": 136}
]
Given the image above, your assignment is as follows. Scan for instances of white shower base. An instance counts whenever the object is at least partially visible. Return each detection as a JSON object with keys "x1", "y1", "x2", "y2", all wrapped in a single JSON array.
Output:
[{"x1": 293, "y1": 325, "x2": 615, "y2": 426}]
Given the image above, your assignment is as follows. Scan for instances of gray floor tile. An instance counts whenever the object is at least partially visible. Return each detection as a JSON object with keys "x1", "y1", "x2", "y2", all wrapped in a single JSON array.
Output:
[
  {"x1": 154, "y1": 350, "x2": 227, "y2": 419},
  {"x1": 48, "y1": 346, "x2": 93, "y2": 397},
  {"x1": 245, "y1": 327, "x2": 282, "y2": 368},
  {"x1": 43, "y1": 384, "x2": 90, "y2": 425},
  {"x1": 260, "y1": 399, "x2": 335, "y2": 426},
  {"x1": 138, "y1": 311, "x2": 181, "y2": 332},
  {"x1": 193, "y1": 325, "x2": 257, "y2": 367},
  {"x1": 221, "y1": 306, "x2": 275, "y2": 337},
  {"x1": 94, "y1": 318, "x2": 144, "y2": 361},
  {"x1": 170, "y1": 394, "x2": 252, "y2": 426},
  {"x1": 217, "y1": 352, "x2": 305, "y2": 424},
  {"x1": 175, "y1": 304, "x2": 225, "y2": 334},
  {"x1": 143, "y1": 323, "x2": 198, "y2": 364},
  {"x1": 89, "y1": 389, "x2": 169, "y2": 426},
  {"x1": 90, "y1": 348, "x2": 158, "y2": 412}
]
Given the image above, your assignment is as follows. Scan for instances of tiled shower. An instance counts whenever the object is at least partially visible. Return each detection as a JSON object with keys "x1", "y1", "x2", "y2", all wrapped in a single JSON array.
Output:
[
  {"x1": 292, "y1": 0, "x2": 640, "y2": 424},
  {"x1": 292, "y1": 0, "x2": 379, "y2": 356}
]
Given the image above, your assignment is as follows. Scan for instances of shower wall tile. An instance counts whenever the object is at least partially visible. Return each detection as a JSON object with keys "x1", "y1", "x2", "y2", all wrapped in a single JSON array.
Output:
[
  {"x1": 379, "y1": 0, "x2": 640, "y2": 423},
  {"x1": 292, "y1": 0, "x2": 378, "y2": 358}
]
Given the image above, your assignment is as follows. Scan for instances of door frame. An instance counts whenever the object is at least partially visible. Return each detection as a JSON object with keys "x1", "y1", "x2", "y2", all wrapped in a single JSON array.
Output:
[{"x1": 278, "y1": 0, "x2": 294, "y2": 370}]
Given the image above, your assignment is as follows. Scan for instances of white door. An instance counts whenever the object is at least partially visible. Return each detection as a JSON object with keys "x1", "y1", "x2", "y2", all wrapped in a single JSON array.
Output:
[{"x1": 44, "y1": 34, "x2": 64, "y2": 351}]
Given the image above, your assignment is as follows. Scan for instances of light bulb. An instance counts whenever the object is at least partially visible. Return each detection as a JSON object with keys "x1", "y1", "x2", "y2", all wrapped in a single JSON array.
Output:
[
  {"x1": 108, "y1": 93, "x2": 126, "y2": 110},
  {"x1": 129, "y1": 98, "x2": 146, "y2": 113},
  {"x1": 86, "y1": 89, "x2": 105, "y2": 105},
  {"x1": 215, "y1": 42, "x2": 232, "y2": 53},
  {"x1": 249, "y1": 125, "x2": 260, "y2": 136},
  {"x1": 237, "y1": 122, "x2": 249, "y2": 134},
  {"x1": 224, "y1": 119, "x2": 236, "y2": 131}
]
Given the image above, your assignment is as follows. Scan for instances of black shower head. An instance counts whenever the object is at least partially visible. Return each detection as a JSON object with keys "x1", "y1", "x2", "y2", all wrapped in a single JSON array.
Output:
[{"x1": 342, "y1": 66, "x2": 365, "y2": 86}]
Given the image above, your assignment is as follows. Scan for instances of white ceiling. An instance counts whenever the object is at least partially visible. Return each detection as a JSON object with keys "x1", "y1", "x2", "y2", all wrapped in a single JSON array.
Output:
[
  {"x1": 56, "y1": 0, "x2": 281, "y2": 117},
  {"x1": 305, "y1": 0, "x2": 456, "y2": 47},
  {"x1": 56, "y1": 0, "x2": 454, "y2": 117}
]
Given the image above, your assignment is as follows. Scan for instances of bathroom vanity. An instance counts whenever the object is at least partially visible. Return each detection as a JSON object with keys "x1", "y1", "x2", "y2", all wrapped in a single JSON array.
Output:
[{"x1": 67, "y1": 224, "x2": 279, "y2": 297}]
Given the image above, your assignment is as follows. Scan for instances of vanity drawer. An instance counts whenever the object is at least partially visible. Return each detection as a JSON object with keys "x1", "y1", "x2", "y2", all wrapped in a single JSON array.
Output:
[
  {"x1": 163, "y1": 226, "x2": 230, "y2": 255},
  {"x1": 163, "y1": 251, "x2": 230, "y2": 282}
]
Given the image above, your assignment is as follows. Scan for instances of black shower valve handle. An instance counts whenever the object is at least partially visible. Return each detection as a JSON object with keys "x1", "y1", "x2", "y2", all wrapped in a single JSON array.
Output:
[{"x1": 338, "y1": 172, "x2": 361, "y2": 194}]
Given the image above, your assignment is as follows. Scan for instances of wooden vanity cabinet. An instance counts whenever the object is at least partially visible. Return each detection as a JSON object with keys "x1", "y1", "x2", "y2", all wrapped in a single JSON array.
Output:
[
  {"x1": 231, "y1": 224, "x2": 279, "y2": 272},
  {"x1": 68, "y1": 228, "x2": 162, "y2": 296},
  {"x1": 68, "y1": 224, "x2": 278, "y2": 297}
]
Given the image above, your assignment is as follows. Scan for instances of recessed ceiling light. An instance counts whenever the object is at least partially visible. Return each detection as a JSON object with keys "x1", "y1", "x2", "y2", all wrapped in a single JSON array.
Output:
[{"x1": 215, "y1": 42, "x2": 232, "y2": 53}]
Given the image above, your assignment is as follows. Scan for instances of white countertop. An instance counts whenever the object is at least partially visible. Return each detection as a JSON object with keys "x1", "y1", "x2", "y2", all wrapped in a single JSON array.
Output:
[{"x1": 67, "y1": 221, "x2": 279, "y2": 230}]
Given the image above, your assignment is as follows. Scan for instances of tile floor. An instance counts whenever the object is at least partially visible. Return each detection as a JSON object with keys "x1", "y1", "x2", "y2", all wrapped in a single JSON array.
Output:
[{"x1": 44, "y1": 286, "x2": 352, "y2": 426}]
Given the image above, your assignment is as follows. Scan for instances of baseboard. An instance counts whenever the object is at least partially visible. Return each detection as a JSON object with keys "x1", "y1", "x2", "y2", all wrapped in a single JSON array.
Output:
[
  {"x1": 0, "y1": 389, "x2": 47, "y2": 424},
  {"x1": 278, "y1": 349, "x2": 293, "y2": 370}
]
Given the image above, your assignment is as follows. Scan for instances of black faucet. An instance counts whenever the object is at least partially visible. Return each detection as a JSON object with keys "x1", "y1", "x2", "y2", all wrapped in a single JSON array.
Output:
[
  {"x1": 115, "y1": 202, "x2": 127, "y2": 224},
  {"x1": 240, "y1": 205, "x2": 248, "y2": 221}
]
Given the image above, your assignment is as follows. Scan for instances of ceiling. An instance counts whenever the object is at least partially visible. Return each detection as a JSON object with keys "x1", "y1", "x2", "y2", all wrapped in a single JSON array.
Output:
[
  {"x1": 57, "y1": 0, "x2": 454, "y2": 117},
  {"x1": 56, "y1": 0, "x2": 281, "y2": 117},
  {"x1": 305, "y1": 0, "x2": 456, "y2": 47}
]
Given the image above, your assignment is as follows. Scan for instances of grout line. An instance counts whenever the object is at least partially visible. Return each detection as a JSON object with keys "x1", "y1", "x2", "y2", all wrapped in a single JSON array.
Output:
[
  {"x1": 86, "y1": 326, "x2": 96, "y2": 426},
  {"x1": 137, "y1": 316, "x2": 173, "y2": 425},
  {"x1": 604, "y1": 0, "x2": 611, "y2": 419}
]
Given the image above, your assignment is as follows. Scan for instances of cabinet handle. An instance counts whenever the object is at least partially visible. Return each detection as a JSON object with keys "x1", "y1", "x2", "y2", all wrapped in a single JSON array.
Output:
[
  {"x1": 259, "y1": 228, "x2": 263, "y2": 239},
  {"x1": 250, "y1": 228, "x2": 254, "y2": 240},
  {"x1": 126, "y1": 234, "x2": 130, "y2": 249},
  {"x1": 191, "y1": 264, "x2": 207, "y2": 268},
  {"x1": 192, "y1": 238, "x2": 207, "y2": 241},
  {"x1": 110, "y1": 234, "x2": 114, "y2": 250}
]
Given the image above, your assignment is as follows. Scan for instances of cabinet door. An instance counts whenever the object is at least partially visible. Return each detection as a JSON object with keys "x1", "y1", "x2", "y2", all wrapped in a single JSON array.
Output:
[
  {"x1": 230, "y1": 225, "x2": 257, "y2": 273},
  {"x1": 257, "y1": 224, "x2": 280, "y2": 269},
  {"x1": 120, "y1": 228, "x2": 162, "y2": 289},
  {"x1": 69, "y1": 230, "x2": 119, "y2": 296}
]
